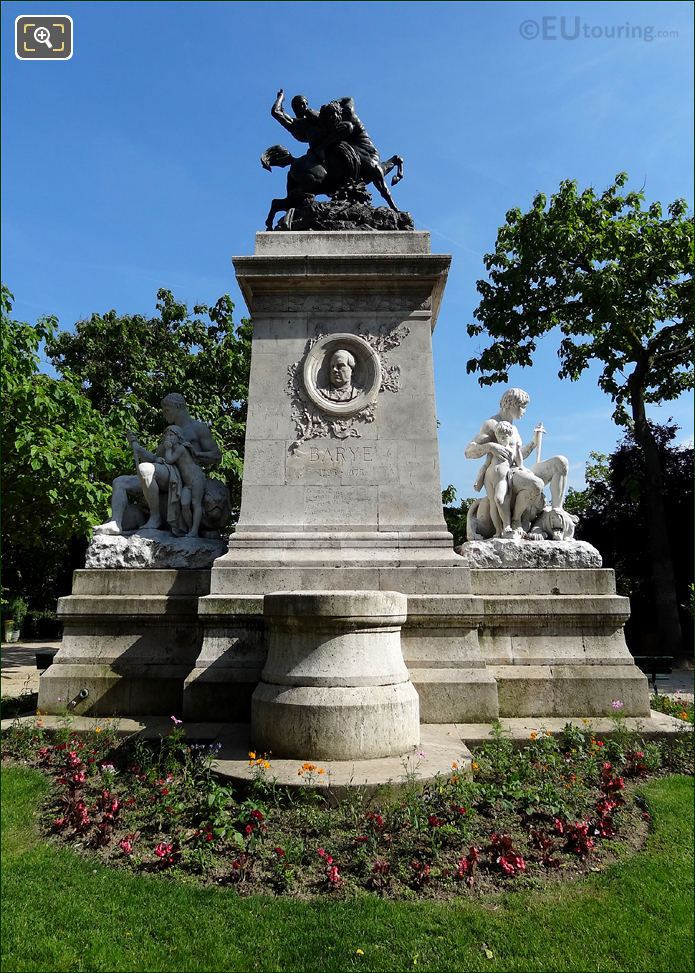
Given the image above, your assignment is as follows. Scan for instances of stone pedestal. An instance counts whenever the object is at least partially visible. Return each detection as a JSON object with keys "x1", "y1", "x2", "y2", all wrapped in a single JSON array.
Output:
[
  {"x1": 38, "y1": 569, "x2": 208, "y2": 717},
  {"x1": 251, "y1": 591, "x2": 420, "y2": 760},
  {"x1": 184, "y1": 230, "x2": 491, "y2": 719}
]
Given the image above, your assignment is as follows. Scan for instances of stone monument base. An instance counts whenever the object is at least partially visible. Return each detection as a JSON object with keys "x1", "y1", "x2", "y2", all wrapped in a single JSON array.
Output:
[
  {"x1": 40, "y1": 558, "x2": 651, "y2": 724},
  {"x1": 251, "y1": 591, "x2": 420, "y2": 760},
  {"x1": 183, "y1": 557, "x2": 650, "y2": 724},
  {"x1": 37, "y1": 569, "x2": 208, "y2": 717}
]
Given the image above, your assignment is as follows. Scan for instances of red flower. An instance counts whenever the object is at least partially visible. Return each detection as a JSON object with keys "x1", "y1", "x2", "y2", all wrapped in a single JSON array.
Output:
[
  {"x1": 274, "y1": 846, "x2": 286, "y2": 857},
  {"x1": 119, "y1": 837, "x2": 134, "y2": 855},
  {"x1": 428, "y1": 814, "x2": 444, "y2": 828},
  {"x1": 244, "y1": 824, "x2": 253, "y2": 836},
  {"x1": 154, "y1": 842, "x2": 173, "y2": 858}
]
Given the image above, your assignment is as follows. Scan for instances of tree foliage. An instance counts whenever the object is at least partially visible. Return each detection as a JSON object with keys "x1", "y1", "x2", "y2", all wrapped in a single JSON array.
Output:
[
  {"x1": 47, "y1": 289, "x2": 252, "y2": 507},
  {"x1": 1, "y1": 285, "x2": 127, "y2": 606},
  {"x1": 466, "y1": 172, "x2": 693, "y2": 421},
  {"x1": 569, "y1": 425, "x2": 693, "y2": 658},
  {"x1": 466, "y1": 174, "x2": 693, "y2": 654},
  {"x1": 3, "y1": 286, "x2": 252, "y2": 610}
]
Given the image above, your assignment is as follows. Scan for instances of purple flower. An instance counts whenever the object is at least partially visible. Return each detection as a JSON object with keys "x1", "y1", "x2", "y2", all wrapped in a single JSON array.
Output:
[{"x1": 611, "y1": 700, "x2": 624, "y2": 711}]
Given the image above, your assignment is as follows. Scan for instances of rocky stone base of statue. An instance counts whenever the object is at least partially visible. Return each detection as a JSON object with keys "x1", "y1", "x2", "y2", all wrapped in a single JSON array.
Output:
[
  {"x1": 275, "y1": 198, "x2": 414, "y2": 232},
  {"x1": 454, "y1": 539, "x2": 602, "y2": 569},
  {"x1": 85, "y1": 531, "x2": 227, "y2": 570}
]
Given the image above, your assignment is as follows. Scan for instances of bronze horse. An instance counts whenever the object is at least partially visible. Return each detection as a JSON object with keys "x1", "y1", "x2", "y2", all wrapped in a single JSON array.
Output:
[{"x1": 260, "y1": 142, "x2": 404, "y2": 231}]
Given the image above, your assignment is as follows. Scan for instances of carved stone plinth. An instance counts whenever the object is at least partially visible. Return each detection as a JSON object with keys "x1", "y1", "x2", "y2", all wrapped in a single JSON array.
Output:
[{"x1": 251, "y1": 591, "x2": 420, "y2": 760}]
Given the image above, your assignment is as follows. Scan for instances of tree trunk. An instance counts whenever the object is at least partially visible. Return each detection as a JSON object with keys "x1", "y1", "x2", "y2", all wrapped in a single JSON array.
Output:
[{"x1": 629, "y1": 373, "x2": 684, "y2": 659}]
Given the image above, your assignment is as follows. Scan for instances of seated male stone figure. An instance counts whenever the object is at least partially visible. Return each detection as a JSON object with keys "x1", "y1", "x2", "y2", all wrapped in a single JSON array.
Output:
[
  {"x1": 319, "y1": 349, "x2": 360, "y2": 402},
  {"x1": 95, "y1": 392, "x2": 226, "y2": 537},
  {"x1": 464, "y1": 387, "x2": 569, "y2": 538}
]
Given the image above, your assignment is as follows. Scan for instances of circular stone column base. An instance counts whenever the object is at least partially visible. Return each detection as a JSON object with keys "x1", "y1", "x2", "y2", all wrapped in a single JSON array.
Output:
[{"x1": 252, "y1": 682, "x2": 420, "y2": 760}]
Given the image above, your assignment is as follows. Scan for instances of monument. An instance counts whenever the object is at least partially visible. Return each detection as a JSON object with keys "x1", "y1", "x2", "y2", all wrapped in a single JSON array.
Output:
[{"x1": 39, "y1": 89, "x2": 651, "y2": 753}]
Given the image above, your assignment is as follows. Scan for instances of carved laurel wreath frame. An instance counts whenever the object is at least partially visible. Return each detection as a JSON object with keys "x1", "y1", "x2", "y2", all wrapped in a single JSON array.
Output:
[{"x1": 286, "y1": 324, "x2": 410, "y2": 452}]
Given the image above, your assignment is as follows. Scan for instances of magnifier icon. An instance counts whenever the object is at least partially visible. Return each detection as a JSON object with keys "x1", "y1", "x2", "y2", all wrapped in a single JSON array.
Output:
[{"x1": 34, "y1": 26, "x2": 53, "y2": 49}]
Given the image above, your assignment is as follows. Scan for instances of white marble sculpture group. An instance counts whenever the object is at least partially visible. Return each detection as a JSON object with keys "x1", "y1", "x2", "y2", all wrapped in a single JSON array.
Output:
[{"x1": 464, "y1": 387, "x2": 577, "y2": 542}]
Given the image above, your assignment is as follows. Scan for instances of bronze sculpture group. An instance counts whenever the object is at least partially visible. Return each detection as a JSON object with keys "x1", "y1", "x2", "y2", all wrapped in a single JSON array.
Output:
[{"x1": 261, "y1": 90, "x2": 410, "y2": 231}]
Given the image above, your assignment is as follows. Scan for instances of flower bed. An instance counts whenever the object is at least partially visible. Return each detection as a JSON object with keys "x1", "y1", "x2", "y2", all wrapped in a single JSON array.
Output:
[{"x1": 1, "y1": 706, "x2": 692, "y2": 900}]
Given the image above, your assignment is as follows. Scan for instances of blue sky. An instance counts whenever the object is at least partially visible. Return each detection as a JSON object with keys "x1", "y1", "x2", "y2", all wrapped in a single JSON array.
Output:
[{"x1": 2, "y1": 0, "x2": 693, "y2": 493}]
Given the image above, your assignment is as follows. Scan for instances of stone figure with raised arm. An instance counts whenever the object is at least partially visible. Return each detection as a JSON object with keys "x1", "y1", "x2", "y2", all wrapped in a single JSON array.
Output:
[
  {"x1": 464, "y1": 388, "x2": 569, "y2": 538},
  {"x1": 95, "y1": 392, "x2": 225, "y2": 537}
]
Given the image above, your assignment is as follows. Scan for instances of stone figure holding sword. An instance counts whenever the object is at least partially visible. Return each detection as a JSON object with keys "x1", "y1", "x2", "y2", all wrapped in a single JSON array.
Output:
[{"x1": 464, "y1": 387, "x2": 569, "y2": 538}]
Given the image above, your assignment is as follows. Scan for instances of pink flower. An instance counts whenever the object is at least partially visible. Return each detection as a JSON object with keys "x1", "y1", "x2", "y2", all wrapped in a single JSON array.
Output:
[
  {"x1": 170, "y1": 715, "x2": 183, "y2": 725},
  {"x1": 326, "y1": 865, "x2": 341, "y2": 885},
  {"x1": 119, "y1": 838, "x2": 134, "y2": 855},
  {"x1": 154, "y1": 842, "x2": 173, "y2": 858},
  {"x1": 611, "y1": 699, "x2": 624, "y2": 710}
]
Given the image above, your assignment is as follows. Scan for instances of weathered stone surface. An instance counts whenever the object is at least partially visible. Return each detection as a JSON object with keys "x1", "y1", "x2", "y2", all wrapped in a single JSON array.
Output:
[
  {"x1": 219, "y1": 231, "x2": 456, "y2": 569},
  {"x1": 38, "y1": 569, "x2": 207, "y2": 718},
  {"x1": 85, "y1": 531, "x2": 226, "y2": 570},
  {"x1": 254, "y1": 230, "x2": 430, "y2": 256},
  {"x1": 454, "y1": 539, "x2": 602, "y2": 569},
  {"x1": 251, "y1": 590, "x2": 419, "y2": 759}
]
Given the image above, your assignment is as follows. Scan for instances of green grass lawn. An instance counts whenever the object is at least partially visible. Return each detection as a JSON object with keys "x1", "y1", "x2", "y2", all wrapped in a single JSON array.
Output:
[{"x1": 2, "y1": 767, "x2": 693, "y2": 973}]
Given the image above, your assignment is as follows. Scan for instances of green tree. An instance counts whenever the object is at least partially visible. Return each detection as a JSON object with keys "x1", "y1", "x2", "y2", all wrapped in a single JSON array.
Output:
[
  {"x1": 466, "y1": 174, "x2": 693, "y2": 654},
  {"x1": 47, "y1": 289, "x2": 252, "y2": 508},
  {"x1": 568, "y1": 425, "x2": 693, "y2": 661},
  {"x1": 1, "y1": 285, "x2": 127, "y2": 606}
]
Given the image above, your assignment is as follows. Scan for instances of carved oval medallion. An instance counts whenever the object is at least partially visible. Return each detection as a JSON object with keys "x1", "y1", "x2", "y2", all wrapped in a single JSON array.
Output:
[{"x1": 303, "y1": 333, "x2": 382, "y2": 418}]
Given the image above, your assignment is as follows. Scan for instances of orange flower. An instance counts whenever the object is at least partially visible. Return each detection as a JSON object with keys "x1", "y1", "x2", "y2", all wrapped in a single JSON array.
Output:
[{"x1": 529, "y1": 731, "x2": 538, "y2": 740}]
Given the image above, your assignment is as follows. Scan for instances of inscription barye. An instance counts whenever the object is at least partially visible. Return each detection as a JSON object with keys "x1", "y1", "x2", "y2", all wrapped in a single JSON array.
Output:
[
  {"x1": 286, "y1": 324, "x2": 410, "y2": 452},
  {"x1": 310, "y1": 445, "x2": 375, "y2": 462}
]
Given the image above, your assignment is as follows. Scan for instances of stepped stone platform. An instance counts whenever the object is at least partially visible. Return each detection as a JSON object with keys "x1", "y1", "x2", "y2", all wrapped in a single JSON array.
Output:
[{"x1": 3, "y1": 713, "x2": 686, "y2": 794}]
